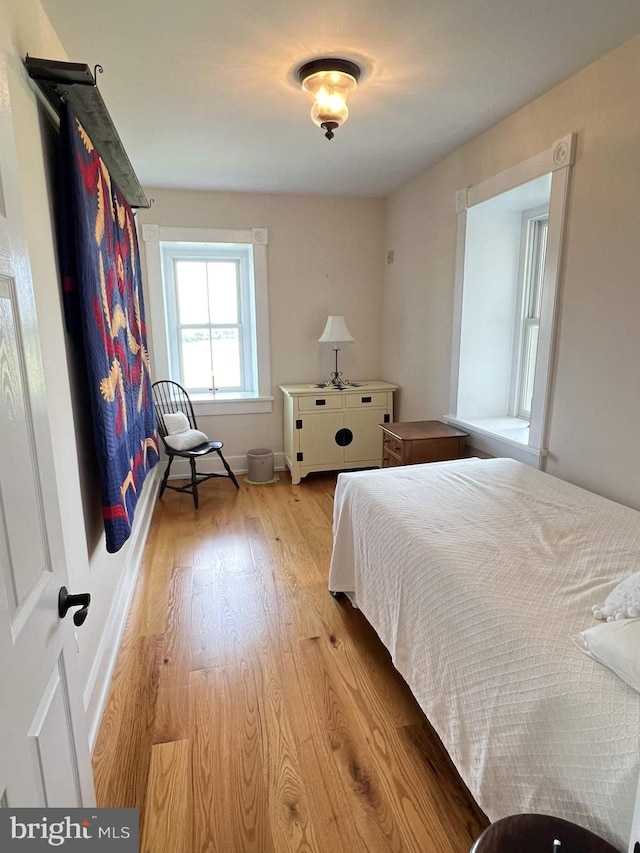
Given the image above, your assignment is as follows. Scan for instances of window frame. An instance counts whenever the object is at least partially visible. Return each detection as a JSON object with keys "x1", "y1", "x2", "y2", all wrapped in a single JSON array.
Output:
[
  {"x1": 512, "y1": 208, "x2": 549, "y2": 420},
  {"x1": 162, "y1": 243, "x2": 253, "y2": 394},
  {"x1": 142, "y1": 225, "x2": 272, "y2": 415},
  {"x1": 447, "y1": 134, "x2": 576, "y2": 467}
]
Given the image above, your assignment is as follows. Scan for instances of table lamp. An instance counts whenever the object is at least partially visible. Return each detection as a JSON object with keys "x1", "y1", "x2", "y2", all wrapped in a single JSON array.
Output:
[{"x1": 318, "y1": 315, "x2": 354, "y2": 388}]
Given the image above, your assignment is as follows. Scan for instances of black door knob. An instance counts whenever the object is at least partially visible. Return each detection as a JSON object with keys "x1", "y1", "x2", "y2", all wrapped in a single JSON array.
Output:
[{"x1": 58, "y1": 586, "x2": 91, "y2": 627}]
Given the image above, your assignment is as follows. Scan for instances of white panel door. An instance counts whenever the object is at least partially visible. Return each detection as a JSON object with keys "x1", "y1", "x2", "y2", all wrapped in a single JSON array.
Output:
[{"x1": 0, "y1": 52, "x2": 95, "y2": 807}]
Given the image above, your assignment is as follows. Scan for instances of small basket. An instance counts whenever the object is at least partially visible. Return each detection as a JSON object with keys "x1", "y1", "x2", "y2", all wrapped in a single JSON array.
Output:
[{"x1": 246, "y1": 448, "x2": 275, "y2": 483}]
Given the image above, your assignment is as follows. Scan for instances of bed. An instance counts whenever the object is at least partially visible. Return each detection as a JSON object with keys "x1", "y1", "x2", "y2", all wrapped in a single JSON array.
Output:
[{"x1": 328, "y1": 457, "x2": 640, "y2": 851}]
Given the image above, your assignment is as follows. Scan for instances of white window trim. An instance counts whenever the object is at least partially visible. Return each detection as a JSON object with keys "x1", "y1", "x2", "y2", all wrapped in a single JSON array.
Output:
[
  {"x1": 448, "y1": 133, "x2": 576, "y2": 467},
  {"x1": 141, "y1": 225, "x2": 272, "y2": 415}
]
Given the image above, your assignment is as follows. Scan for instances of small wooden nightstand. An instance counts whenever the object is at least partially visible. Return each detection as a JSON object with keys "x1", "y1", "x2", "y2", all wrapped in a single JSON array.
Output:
[{"x1": 380, "y1": 420, "x2": 468, "y2": 467}]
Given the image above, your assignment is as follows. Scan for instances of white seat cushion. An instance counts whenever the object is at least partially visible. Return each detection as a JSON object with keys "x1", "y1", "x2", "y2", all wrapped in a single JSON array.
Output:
[{"x1": 164, "y1": 429, "x2": 209, "y2": 451}]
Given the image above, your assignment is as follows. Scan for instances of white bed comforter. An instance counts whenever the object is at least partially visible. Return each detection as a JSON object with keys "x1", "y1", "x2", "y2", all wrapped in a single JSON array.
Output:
[{"x1": 328, "y1": 457, "x2": 640, "y2": 850}]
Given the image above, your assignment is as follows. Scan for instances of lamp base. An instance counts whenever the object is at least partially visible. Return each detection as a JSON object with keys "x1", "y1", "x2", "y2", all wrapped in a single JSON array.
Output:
[{"x1": 322, "y1": 372, "x2": 350, "y2": 389}]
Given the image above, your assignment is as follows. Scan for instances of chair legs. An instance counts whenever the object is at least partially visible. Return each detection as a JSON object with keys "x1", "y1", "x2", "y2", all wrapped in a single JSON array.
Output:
[
  {"x1": 159, "y1": 448, "x2": 238, "y2": 507},
  {"x1": 159, "y1": 455, "x2": 173, "y2": 498},
  {"x1": 217, "y1": 448, "x2": 240, "y2": 489},
  {"x1": 190, "y1": 457, "x2": 199, "y2": 509}
]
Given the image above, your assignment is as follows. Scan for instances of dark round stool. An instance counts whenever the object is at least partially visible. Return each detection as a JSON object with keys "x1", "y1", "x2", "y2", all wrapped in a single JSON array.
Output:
[{"x1": 470, "y1": 814, "x2": 620, "y2": 853}]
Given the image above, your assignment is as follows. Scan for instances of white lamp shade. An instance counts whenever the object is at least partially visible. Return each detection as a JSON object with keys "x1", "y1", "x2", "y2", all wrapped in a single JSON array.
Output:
[{"x1": 318, "y1": 315, "x2": 354, "y2": 344}]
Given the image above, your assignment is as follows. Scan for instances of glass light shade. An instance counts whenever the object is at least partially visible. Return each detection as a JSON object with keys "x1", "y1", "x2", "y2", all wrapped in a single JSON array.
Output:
[
  {"x1": 302, "y1": 69, "x2": 357, "y2": 129},
  {"x1": 318, "y1": 315, "x2": 354, "y2": 344},
  {"x1": 311, "y1": 100, "x2": 349, "y2": 128}
]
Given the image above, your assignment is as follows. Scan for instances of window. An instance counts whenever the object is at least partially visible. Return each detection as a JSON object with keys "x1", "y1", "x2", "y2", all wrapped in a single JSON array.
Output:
[
  {"x1": 161, "y1": 243, "x2": 254, "y2": 394},
  {"x1": 142, "y1": 226, "x2": 272, "y2": 415},
  {"x1": 456, "y1": 175, "x2": 551, "y2": 430},
  {"x1": 516, "y1": 213, "x2": 548, "y2": 419},
  {"x1": 447, "y1": 134, "x2": 576, "y2": 466}
]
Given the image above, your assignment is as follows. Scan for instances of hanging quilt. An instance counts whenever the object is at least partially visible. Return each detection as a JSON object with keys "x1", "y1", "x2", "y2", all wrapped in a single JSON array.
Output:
[{"x1": 59, "y1": 102, "x2": 159, "y2": 553}]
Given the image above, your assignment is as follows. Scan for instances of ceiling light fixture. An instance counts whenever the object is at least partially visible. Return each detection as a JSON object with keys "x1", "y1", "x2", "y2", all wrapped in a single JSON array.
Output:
[{"x1": 297, "y1": 58, "x2": 361, "y2": 140}]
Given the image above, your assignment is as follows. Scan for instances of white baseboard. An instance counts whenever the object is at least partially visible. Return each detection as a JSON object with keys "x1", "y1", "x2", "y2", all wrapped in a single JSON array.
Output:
[
  {"x1": 164, "y1": 451, "x2": 286, "y2": 480},
  {"x1": 84, "y1": 468, "x2": 161, "y2": 753}
]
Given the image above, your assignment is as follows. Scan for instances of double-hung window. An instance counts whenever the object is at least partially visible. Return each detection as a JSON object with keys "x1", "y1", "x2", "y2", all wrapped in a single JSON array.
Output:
[
  {"x1": 142, "y1": 225, "x2": 272, "y2": 415},
  {"x1": 161, "y1": 242, "x2": 254, "y2": 394},
  {"x1": 516, "y1": 213, "x2": 548, "y2": 419}
]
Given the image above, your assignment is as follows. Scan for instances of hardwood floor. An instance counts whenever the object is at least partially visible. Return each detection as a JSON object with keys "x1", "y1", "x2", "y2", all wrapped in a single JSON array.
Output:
[{"x1": 92, "y1": 470, "x2": 488, "y2": 852}]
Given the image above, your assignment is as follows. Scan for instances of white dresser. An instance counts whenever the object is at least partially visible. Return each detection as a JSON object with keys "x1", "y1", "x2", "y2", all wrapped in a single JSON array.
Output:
[{"x1": 280, "y1": 381, "x2": 397, "y2": 484}]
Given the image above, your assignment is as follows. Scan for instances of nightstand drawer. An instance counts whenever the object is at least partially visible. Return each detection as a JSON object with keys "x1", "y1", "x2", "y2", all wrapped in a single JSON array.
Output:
[
  {"x1": 383, "y1": 434, "x2": 403, "y2": 456},
  {"x1": 382, "y1": 449, "x2": 402, "y2": 467},
  {"x1": 345, "y1": 391, "x2": 389, "y2": 408},
  {"x1": 297, "y1": 395, "x2": 344, "y2": 411}
]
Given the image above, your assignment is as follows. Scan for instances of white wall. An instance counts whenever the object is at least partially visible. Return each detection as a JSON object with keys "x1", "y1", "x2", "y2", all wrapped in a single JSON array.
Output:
[
  {"x1": 137, "y1": 190, "x2": 386, "y2": 464},
  {"x1": 383, "y1": 32, "x2": 640, "y2": 510},
  {"x1": 459, "y1": 205, "x2": 520, "y2": 417},
  {"x1": 2, "y1": 0, "x2": 159, "y2": 748}
]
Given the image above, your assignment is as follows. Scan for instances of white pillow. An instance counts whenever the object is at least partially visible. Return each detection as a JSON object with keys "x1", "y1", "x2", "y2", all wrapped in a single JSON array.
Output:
[
  {"x1": 573, "y1": 618, "x2": 640, "y2": 693},
  {"x1": 592, "y1": 571, "x2": 640, "y2": 621},
  {"x1": 164, "y1": 429, "x2": 209, "y2": 451},
  {"x1": 163, "y1": 411, "x2": 191, "y2": 435}
]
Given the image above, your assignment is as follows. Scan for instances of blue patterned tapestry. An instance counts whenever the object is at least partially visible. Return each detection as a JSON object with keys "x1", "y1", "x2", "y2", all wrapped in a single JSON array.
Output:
[{"x1": 59, "y1": 103, "x2": 159, "y2": 553}]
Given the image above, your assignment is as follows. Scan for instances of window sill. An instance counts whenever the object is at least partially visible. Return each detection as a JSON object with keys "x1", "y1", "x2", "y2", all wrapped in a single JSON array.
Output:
[
  {"x1": 443, "y1": 415, "x2": 546, "y2": 467},
  {"x1": 190, "y1": 394, "x2": 274, "y2": 416}
]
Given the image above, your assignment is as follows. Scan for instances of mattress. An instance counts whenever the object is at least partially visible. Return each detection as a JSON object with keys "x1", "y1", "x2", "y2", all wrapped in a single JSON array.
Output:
[{"x1": 328, "y1": 457, "x2": 640, "y2": 850}]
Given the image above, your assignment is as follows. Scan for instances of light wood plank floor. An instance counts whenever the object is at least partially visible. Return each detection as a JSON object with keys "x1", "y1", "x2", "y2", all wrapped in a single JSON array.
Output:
[{"x1": 93, "y1": 470, "x2": 488, "y2": 852}]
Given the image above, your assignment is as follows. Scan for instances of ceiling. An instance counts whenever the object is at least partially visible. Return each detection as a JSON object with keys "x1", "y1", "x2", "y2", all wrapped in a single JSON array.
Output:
[{"x1": 39, "y1": 0, "x2": 640, "y2": 197}]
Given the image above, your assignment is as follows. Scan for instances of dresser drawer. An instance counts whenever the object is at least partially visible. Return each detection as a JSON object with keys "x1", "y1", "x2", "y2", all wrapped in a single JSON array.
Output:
[
  {"x1": 383, "y1": 433, "x2": 403, "y2": 457},
  {"x1": 297, "y1": 394, "x2": 344, "y2": 412},
  {"x1": 345, "y1": 391, "x2": 389, "y2": 408},
  {"x1": 382, "y1": 450, "x2": 402, "y2": 468}
]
